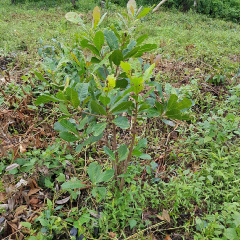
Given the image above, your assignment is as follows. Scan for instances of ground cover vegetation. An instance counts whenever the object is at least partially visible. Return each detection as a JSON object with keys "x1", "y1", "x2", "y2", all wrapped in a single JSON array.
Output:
[{"x1": 0, "y1": 0, "x2": 240, "y2": 239}]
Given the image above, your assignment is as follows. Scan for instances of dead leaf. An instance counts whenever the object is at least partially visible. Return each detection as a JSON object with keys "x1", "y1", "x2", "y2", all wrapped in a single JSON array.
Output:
[
  {"x1": 157, "y1": 209, "x2": 171, "y2": 223},
  {"x1": 164, "y1": 235, "x2": 172, "y2": 240},
  {"x1": 56, "y1": 196, "x2": 70, "y2": 205},
  {"x1": 5, "y1": 163, "x2": 19, "y2": 171},
  {"x1": 15, "y1": 179, "x2": 28, "y2": 188},
  {"x1": 0, "y1": 192, "x2": 7, "y2": 203},
  {"x1": 28, "y1": 188, "x2": 40, "y2": 196},
  {"x1": 15, "y1": 205, "x2": 27, "y2": 217},
  {"x1": 29, "y1": 198, "x2": 39, "y2": 205},
  {"x1": 108, "y1": 232, "x2": 117, "y2": 239}
]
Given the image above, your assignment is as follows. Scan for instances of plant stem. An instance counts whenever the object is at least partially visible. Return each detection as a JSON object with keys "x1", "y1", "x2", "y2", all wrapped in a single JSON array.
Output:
[{"x1": 119, "y1": 101, "x2": 138, "y2": 190}]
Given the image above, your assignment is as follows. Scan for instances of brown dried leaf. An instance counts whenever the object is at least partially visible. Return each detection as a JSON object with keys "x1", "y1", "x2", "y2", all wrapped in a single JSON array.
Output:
[
  {"x1": 0, "y1": 192, "x2": 7, "y2": 203},
  {"x1": 164, "y1": 235, "x2": 172, "y2": 240},
  {"x1": 28, "y1": 188, "x2": 40, "y2": 196},
  {"x1": 15, "y1": 205, "x2": 27, "y2": 217},
  {"x1": 156, "y1": 209, "x2": 171, "y2": 223},
  {"x1": 108, "y1": 232, "x2": 117, "y2": 239},
  {"x1": 29, "y1": 198, "x2": 39, "y2": 205}
]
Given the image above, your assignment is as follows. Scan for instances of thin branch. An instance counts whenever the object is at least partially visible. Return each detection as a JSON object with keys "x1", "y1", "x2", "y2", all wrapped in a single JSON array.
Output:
[{"x1": 152, "y1": 0, "x2": 169, "y2": 13}]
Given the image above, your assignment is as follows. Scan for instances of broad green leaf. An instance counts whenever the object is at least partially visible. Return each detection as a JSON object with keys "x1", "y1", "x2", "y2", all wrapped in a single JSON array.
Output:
[
  {"x1": 110, "y1": 101, "x2": 133, "y2": 114},
  {"x1": 118, "y1": 144, "x2": 129, "y2": 162},
  {"x1": 137, "y1": 7, "x2": 151, "y2": 19},
  {"x1": 76, "y1": 143, "x2": 84, "y2": 153},
  {"x1": 77, "y1": 116, "x2": 88, "y2": 130},
  {"x1": 110, "y1": 50, "x2": 123, "y2": 66},
  {"x1": 88, "y1": 162, "x2": 102, "y2": 184},
  {"x1": 135, "y1": 138, "x2": 147, "y2": 150},
  {"x1": 82, "y1": 133, "x2": 103, "y2": 146},
  {"x1": 91, "y1": 100, "x2": 107, "y2": 115},
  {"x1": 120, "y1": 61, "x2": 131, "y2": 77},
  {"x1": 131, "y1": 77, "x2": 144, "y2": 94},
  {"x1": 65, "y1": 88, "x2": 80, "y2": 108},
  {"x1": 156, "y1": 102, "x2": 164, "y2": 115},
  {"x1": 101, "y1": 169, "x2": 114, "y2": 182},
  {"x1": 54, "y1": 121, "x2": 68, "y2": 132},
  {"x1": 91, "y1": 57, "x2": 101, "y2": 63},
  {"x1": 223, "y1": 228, "x2": 238, "y2": 239},
  {"x1": 123, "y1": 46, "x2": 140, "y2": 60},
  {"x1": 115, "y1": 78, "x2": 128, "y2": 89},
  {"x1": 80, "y1": 39, "x2": 89, "y2": 48},
  {"x1": 98, "y1": 12, "x2": 107, "y2": 27},
  {"x1": 99, "y1": 95, "x2": 110, "y2": 106},
  {"x1": 92, "y1": 122, "x2": 107, "y2": 136},
  {"x1": 94, "y1": 31, "x2": 104, "y2": 51},
  {"x1": 165, "y1": 109, "x2": 182, "y2": 120},
  {"x1": 138, "y1": 104, "x2": 151, "y2": 112},
  {"x1": 135, "y1": 44, "x2": 158, "y2": 57},
  {"x1": 35, "y1": 95, "x2": 59, "y2": 105},
  {"x1": 56, "y1": 91, "x2": 67, "y2": 101},
  {"x1": 136, "y1": 34, "x2": 148, "y2": 46},
  {"x1": 34, "y1": 71, "x2": 50, "y2": 85},
  {"x1": 144, "y1": 107, "x2": 159, "y2": 117},
  {"x1": 113, "y1": 116, "x2": 130, "y2": 129},
  {"x1": 20, "y1": 222, "x2": 32, "y2": 229},
  {"x1": 103, "y1": 146, "x2": 115, "y2": 161},
  {"x1": 143, "y1": 63, "x2": 155, "y2": 82},
  {"x1": 59, "y1": 102, "x2": 70, "y2": 115},
  {"x1": 61, "y1": 180, "x2": 86, "y2": 190},
  {"x1": 91, "y1": 52, "x2": 112, "y2": 74},
  {"x1": 167, "y1": 94, "x2": 178, "y2": 111},
  {"x1": 56, "y1": 173, "x2": 66, "y2": 182},
  {"x1": 139, "y1": 153, "x2": 151, "y2": 159},
  {"x1": 104, "y1": 29, "x2": 119, "y2": 50},
  {"x1": 177, "y1": 97, "x2": 192, "y2": 110},
  {"x1": 142, "y1": 87, "x2": 154, "y2": 99},
  {"x1": 104, "y1": 74, "x2": 116, "y2": 93},
  {"x1": 92, "y1": 6, "x2": 101, "y2": 29},
  {"x1": 65, "y1": 12, "x2": 85, "y2": 27},
  {"x1": 85, "y1": 44, "x2": 100, "y2": 56},
  {"x1": 77, "y1": 83, "x2": 89, "y2": 102},
  {"x1": 95, "y1": 186, "x2": 106, "y2": 199},
  {"x1": 129, "y1": 219, "x2": 137, "y2": 229},
  {"x1": 39, "y1": 218, "x2": 49, "y2": 227},
  {"x1": 59, "y1": 132, "x2": 79, "y2": 142},
  {"x1": 60, "y1": 119, "x2": 78, "y2": 134}
]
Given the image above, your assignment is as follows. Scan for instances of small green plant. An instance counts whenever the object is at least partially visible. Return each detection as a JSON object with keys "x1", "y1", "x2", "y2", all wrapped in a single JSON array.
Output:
[{"x1": 35, "y1": 0, "x2": 193, "y2": 191}]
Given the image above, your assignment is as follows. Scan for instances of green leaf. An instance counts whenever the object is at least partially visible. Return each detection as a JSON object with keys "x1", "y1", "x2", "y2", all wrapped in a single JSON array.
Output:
[
  {"x1": 135, "y1": 44, "x2": 157, "y2": 57},
  {"x1": 56, "y1": 173, "x2": 66, "y2": 182},
  {"x1": 77, "y1": 83, "x2": 89, "y2": 102},
  {"x1": 137, "y1": 7, "x2": 151, "y2": 19},
  {"x1": 131, "y1": 77, "x2": 144, "y2": 94},
  {"x1": 155, "y1": 102, "x2": 164, "y2": 115},
  {"x1": 103, "y1": 146, "x2": 115, "y2": 161},
  {"x1": 95, "y1": 186, "x2": 107, "y2": 199},
  {"x1": 61, "y1": 180, "x2": 86, "y2": 190},
  {"x1": 113, "y1": 116, "x2": 130, "y2": 129},
  {"x1": 35, "y1": 95, "x2": 59, "y2": 105},
  {"x1": 177, "y1": 97, "x2": 192, "y2": 110},
  {"x1": 76, "y1": 143, "x2": 84, "y2": 153},
  {"x1": 94, "y1": 31, "x2": 105, "y2": 51},
  {"x1": 144, "y1": 107, "x2": 159, "y2": 117},
  {"x1": 56, "y1": 91, "x2": 67, "y2": 101},
  {"x1": 82, "y1": 133, "x2": 103, "y2": 146},
  {"x1": 110, "y1": 101, "x2": 133, "y2": 114},
  {"x1": 136, "y1": 34, "x2": 148, "y2": 46},
  {"x1": 162, "y1": 119, "x2": 176, "y2": 127},
  {"x1": 59, "y1": 102, "x2": 70, "y2": 115},
  {"x1": 85, "y1": 44, "x2": 100, "y2": 56},
  {"x1": 60, "y1": 119, "x2": 78, "y2": 134},
  {"x1": 143, "y1": 63, "x2": 155, "y2": 82},
  {"x1": 129, "y1": 219, "x2": 137, "y2": 229},
  {"x1": 99, "y1": 95, "x2": 110, "y2": 106},
  {"x1": 139, "y1": 153, "x2": 151, "y2": 159},
  {"x1": 92, "y1": 6, "x2": 100, "y2": 29},
  {"x1": 77, "y1": 116, "x2": 88, "y2": 130},
  {"x1": 167, "y1": 94, "x2": 178, "y2": 111},
  {"x1": 91, "y1": 57, "x2": 101, "y2": 63},
  {"x1": 104, "y1": 29, "x2": 119, "y2": 50},
  {"x1": 65, "y1": 12, "x2": 85, "y2": 27},
  {"x1": 39, "y1": 218, "x2": 49, "y2": 227},
  {"x1": 135, "y1": 138, "x2": 147, "y2": 150},
  {"x1": 101, "y1": 169, "x2": 114, "y2": 182},
  {"x1": 91, "y1": 52, "x2": 112, "y2": 74},
  {"x1": 110, "y1": 50, "x2": 123, "y2": 66},
  {"x1": 88, "y1": 162, "x2": 102, "y2": 184},
  {"x1": 91, "y1": 100, "x2": 107, "y2": 115},
  {"x1": 123, "y1": 46, "x2": 140, "y2": 60},
  {"x1": 223, "y1": 228, "x2": 238, "y2": 239},
  {"x1": 118, "y1": 144, "x2": 129, "y2": 162},
  {"x1": 120, "y1": 61, "x2": 131, "y2": 77},
  {"x1": 165, "y1": 109, "x2": 182, "y2": 120},
  {"x1": 142, "y1": 87, "x2": 154, "y2": 99},
  {"x1": 20, "y1": 222, "x2": 32, "y2": 229},
  {"x1": 65, "y1": 88, "x2": 80, "y2": 108},
  {"x1": 54, "y1": 121, "x2": 68, "y2": 132},
  {"x1": 59, "y1": 132, "x2": 79, "y2": 142},
  {"x1": 92, "y1": 122, "x2": 107, "y2": 136},
  {"x1": 34, "y1": 71, "x2": 50, "y2": 85}
]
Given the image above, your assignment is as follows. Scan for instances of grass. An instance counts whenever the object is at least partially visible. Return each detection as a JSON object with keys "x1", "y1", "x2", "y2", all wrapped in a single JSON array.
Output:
[{"x1": 0, "y1": 0, "x2": 240, "y2": 239}]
